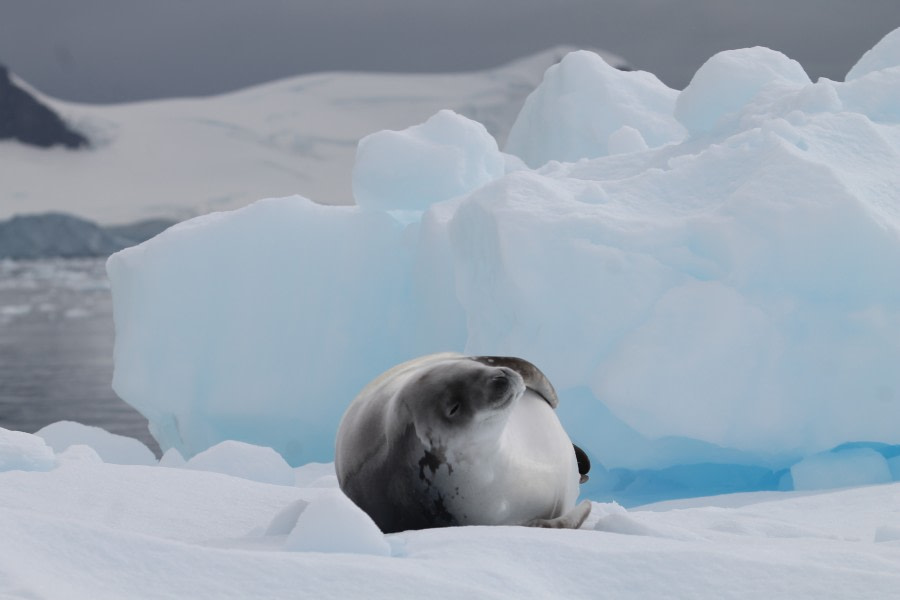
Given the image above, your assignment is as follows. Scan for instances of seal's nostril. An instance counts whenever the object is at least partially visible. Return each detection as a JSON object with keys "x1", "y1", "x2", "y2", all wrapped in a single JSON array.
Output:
[{"x1": 491, "y1": 374, "x2": 510, "y2": 390}]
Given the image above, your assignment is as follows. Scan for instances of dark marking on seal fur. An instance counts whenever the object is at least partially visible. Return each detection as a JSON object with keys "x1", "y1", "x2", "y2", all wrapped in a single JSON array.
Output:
[
  {"x1": 431, "y1": 493, "x2": 455, "y2": 525},
  {"x1": 418, "y1": 449, "x2": 442, "y2": 482}
]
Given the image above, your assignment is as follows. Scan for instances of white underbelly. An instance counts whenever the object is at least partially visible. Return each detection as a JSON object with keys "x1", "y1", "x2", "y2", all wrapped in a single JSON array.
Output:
[{"x1": 442, "y1": 390, "x2": 580, "y2": 525}]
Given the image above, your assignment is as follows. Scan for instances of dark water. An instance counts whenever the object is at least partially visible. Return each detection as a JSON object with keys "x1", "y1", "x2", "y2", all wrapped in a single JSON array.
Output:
[{"x1": 0, "y1": 258, "x2": 160, "y2": 455}]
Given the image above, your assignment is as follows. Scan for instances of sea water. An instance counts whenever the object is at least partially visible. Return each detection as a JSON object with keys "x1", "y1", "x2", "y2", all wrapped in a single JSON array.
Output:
[{"x1": 0, "y1": 258, "x2": 159, "y2": 453}]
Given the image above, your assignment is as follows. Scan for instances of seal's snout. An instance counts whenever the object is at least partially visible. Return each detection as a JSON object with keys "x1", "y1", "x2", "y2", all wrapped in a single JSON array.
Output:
[
  {"x1": 491, "y1": 372, "x2": 511, "y2": 392},
  {"x1": 486, "y1": 367, "x2": 523, "y2": 411}
]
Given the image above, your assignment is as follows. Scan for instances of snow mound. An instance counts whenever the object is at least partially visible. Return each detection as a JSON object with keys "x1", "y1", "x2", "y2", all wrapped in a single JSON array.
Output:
[
  {"x1": 159, "y1": 447, "x2": 187, "y2": 467},
  {"x1": 846, "y1": 26, "x2": 900, "y2": 80},
  {"x1": 284, "y1": 489, "x2": 390, "y2": 555},
  {"x1": 675, "y1": 47, "x2": 810, "y2": 135},
  {"x1": 110, "y1": 29, "x2": 900, "y2": 503},
  {"x1": 264, "y1": 498, "x2": 311, "y2": 536},
  {"x1": 185, "y1": 440, "x2": 295, "y2": 486},
  {"x1": 504, "y1": 50, "x2": 684, "y2": 167},
  {"x1": 0, "y1": 427, "x2": 56, "y2": 472},
  {"x1": 0, "y1": 428, "x2": 899, "y2": 597},
  {"x1": 791, "y1": 448, "x2": 893, "y2": 491},
  {"x1": 36, "y1": 420, "x2": 156, "y2": 466},
  {"x1": 353, "y1": 109, "x2": 504, "y2": 212},
  {"x1": 57, "y1": 444, "x2": 103, "y2": 464},
  {"x1": 875, "y1": 524, "x2": 900, "y2": 543},
  {"x1": 294, "y1": 462, "x2": 339, "y2": 488}
]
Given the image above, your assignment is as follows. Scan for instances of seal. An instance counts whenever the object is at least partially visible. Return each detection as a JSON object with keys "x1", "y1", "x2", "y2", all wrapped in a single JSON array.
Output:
[{"x1": 335, "y1": 353, "x2": 591, "y2": 533}]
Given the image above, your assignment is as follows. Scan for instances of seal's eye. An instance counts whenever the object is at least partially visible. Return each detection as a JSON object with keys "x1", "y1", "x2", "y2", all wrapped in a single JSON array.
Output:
[{"x1": 447, "y1": 402, "x2": 460, "y2": 417}]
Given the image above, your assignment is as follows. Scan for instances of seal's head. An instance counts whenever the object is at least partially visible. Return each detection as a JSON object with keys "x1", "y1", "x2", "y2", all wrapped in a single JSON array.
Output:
[{"x1": 396, "y1": 358, "x2": 525, "y2": 450}]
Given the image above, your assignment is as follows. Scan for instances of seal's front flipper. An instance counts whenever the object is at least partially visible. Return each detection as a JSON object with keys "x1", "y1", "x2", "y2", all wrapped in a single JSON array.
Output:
[
  {"x1": 574, "y1": 444, "x2": 590, "y2": 484},
  {"x1": 524, "y1": 500, "x2": 591, "y2": 530}
]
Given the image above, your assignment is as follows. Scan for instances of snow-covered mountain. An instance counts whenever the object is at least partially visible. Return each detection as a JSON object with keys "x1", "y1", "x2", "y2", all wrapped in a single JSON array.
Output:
[
  {"x1": 0, "y1": 64, "x2": 88, "y2": 149},
  {"x1": 0, "y1": 47, "x2": 628, "y2": 225}
]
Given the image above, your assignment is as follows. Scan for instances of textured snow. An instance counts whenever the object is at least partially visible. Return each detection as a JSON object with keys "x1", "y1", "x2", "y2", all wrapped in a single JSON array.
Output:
[{"x1": 0, "y1": 431, "x2": 898, "y2": 599}]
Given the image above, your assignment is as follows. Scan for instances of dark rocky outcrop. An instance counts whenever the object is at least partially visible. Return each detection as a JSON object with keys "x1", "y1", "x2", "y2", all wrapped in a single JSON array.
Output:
[
  {"x1": 105, "y1": 219, "x2": 177, "y2": 246},
  {"x1": 0, "y1": 213, "x2": 176, "y2": 260},
  {"x1": 0, "y1": 64, "x2": 89, "y2": 149}
]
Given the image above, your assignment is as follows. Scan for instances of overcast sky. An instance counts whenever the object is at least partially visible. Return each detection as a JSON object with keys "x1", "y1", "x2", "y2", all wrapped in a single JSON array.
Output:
[{"x1": 1, "y1": 0, "x2": 899, "y2": 103}]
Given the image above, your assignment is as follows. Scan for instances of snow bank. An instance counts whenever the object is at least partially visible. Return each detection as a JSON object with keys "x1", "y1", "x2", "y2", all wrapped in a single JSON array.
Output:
[
  {"x1": 109, "y1": 29, "x2": 900, "y2": 502},
  {"x1": 36, "y1": 420, "x2": 156, "y2": 466},
  {"x1": 283, "y1": 489, "x2": 390, "y2": 555},
  {"x1": 0, "y1": 449, "x2": 898, "y2": 599},
  {"x1": 185, "y1": 440, "x2": 295, "y2": 485},
  {"x1": 0, "y1": 427, "x2": 56, "y2": 472}
]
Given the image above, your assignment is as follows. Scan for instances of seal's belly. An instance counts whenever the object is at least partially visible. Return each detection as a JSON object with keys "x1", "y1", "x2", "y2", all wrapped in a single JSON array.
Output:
[{"x1": 437, "y1": 390, "x2": 580, "y2": 526}]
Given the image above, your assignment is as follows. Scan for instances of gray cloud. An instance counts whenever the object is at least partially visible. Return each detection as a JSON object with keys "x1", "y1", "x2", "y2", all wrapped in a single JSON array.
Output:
[{"x1": 0, "y1": 0, "x2": 898, "y2": 103}]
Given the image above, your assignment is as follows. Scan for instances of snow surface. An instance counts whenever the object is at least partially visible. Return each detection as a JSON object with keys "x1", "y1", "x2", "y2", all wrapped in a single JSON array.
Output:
[
  {"x1": 185, "y1": 440, "x2": 296, "y2": 486},
  {"x1": 7, "y1": 32, "x2": 900, "y2": 598},
  {"x1": 0, "y1": 47, "x2": 621, "y2": 225},
  {"x1": 107, "y1": 29, "x2": 900, "y2": 507},
  {"x1": 36, "y1": 420, "x2": 156, "y2": 466},
  {"x1": 0, "y1": 426, "x2": 899, "y2": 599}
]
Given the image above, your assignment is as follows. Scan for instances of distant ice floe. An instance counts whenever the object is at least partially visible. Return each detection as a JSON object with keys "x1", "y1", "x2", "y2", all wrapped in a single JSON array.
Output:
[{"x1": 107, "y1": 27, "x2": 900, "y2": 504}]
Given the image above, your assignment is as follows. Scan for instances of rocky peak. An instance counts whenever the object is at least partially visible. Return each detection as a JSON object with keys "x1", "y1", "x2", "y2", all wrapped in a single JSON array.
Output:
[{"x1": 0, "y1": 63, "x2": 89, "y2": 149}]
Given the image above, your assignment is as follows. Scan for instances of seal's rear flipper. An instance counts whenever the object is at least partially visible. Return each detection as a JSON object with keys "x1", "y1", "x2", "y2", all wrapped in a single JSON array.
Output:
[
  {"x1": 574, "y1": 444, "x2": 590, "y2": 484},
  {"x1": 524, "y1": 500, "x2": 591, "y2": 530}
]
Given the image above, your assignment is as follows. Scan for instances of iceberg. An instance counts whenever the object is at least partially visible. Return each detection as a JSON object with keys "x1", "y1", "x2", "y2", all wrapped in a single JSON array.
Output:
[
  {"x1": 109, "y1": 28, "x2": 900, "y2": 501},
  {"x1": 790, "y1": 448, "x2": 893, "y2": 491}
]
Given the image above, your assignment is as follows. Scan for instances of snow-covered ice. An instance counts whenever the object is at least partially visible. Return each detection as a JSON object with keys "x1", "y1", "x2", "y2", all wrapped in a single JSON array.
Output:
[
  {"x1": 0, "y1": 427, "x2": 898, "y2": 598},
  {"x1": 0, "y1": 427, "x2": 56, "y2": 472},
  {"x1": 353, "y1": 109, "x2": 505, "y2": 212},
  {"x1": 185, "y1": 440, "x2": 296, "y2": 486},
  {"x1": 36, "y1": 420, "x2": 156, "y2": 466},
  {"x1": 283, "y1": 489, "x2": 391, "y2": 555},
  {"x1": 505, "y1": 50, "x2": 685, "y2": 167},
  {"x1": 108, "y1": 28, "x2": 900, "y2": 507},
  {"x1": 7, "y1": 28, "x2": 900, "y2": 599}
]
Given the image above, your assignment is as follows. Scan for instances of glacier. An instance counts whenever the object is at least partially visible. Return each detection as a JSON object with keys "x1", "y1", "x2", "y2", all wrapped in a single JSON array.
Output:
[{"x1": 108, "y1": 28, "x2": 900, "y2": 504}]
